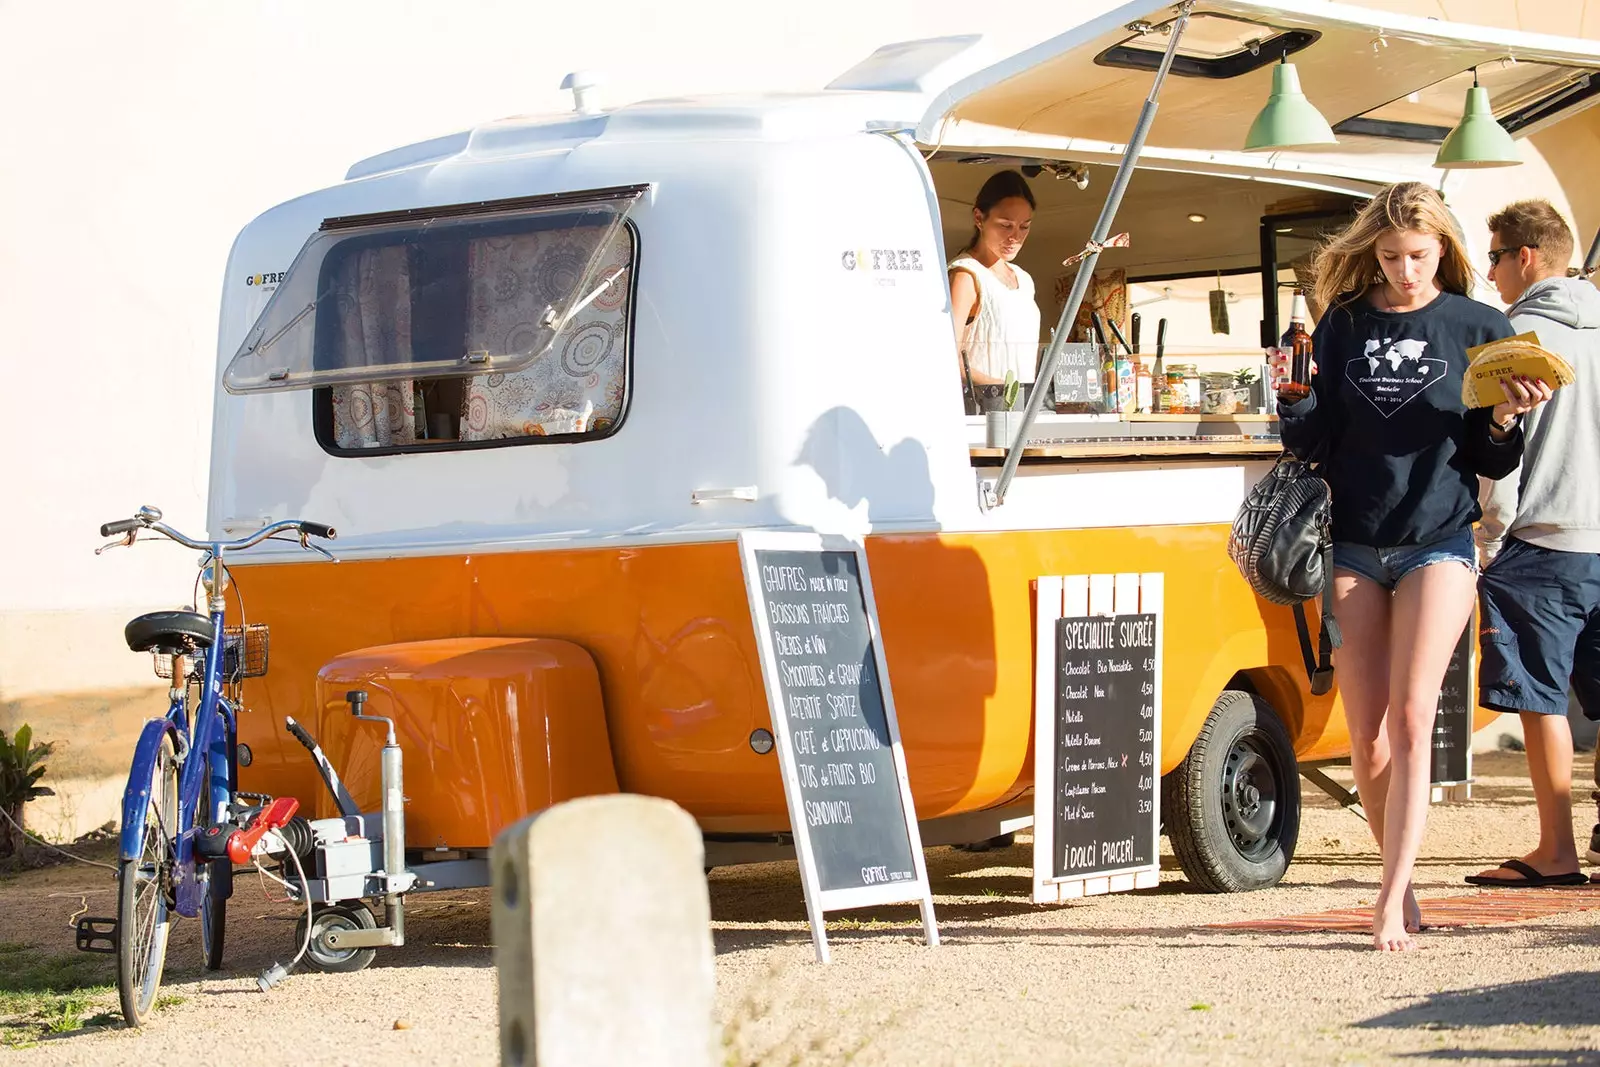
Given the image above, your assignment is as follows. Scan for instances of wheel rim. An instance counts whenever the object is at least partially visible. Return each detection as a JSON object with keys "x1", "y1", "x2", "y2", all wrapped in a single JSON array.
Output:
[
  {"x1": 1220, "y1": 731, "x2": 1282, "y2": 861},
  {"x1": 310, "y1": 914, "x2": 362, "y2": 966},
  {"x1": 128, "y1": 752, "x2": 175, "y2": 1017}
]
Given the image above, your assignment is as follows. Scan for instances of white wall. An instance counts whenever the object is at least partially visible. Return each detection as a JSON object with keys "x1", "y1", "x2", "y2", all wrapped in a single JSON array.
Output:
[{"x1": 0, "y1": 0, "x2": 1087, "y2": 699}]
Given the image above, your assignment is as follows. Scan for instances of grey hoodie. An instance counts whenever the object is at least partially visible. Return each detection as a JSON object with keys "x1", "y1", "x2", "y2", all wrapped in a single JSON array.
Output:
[{"x1": 1479, "y1": 276, "x2": 1600, "y2": 556}]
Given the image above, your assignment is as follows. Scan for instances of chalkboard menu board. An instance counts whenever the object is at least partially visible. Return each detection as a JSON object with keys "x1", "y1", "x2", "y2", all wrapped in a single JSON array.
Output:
[
  {"x1": 1033, "y1": 574, "x2": 1163, "y2": 902},
  {"x1": 738, "y1": 533, "x2": 937, "y2": 964},
  {"x1": 1051, "y1": 343, "x2": 1104, "y2": 406},
  {"x1": 1431, "y1": 617, "x2": 1474, "y2": 787},
  {"x1": 1051, "y1": 613, "x2": 1159, "y2": 879}
]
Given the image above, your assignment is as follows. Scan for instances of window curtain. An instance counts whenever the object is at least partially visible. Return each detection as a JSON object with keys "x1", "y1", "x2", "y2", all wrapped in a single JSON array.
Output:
[
  {"x1": 459, "y1": 227, "x2": 631, "y2": 440},
  {"x1": 330, "y1": 246, "x2": 419, "y2": 449}
]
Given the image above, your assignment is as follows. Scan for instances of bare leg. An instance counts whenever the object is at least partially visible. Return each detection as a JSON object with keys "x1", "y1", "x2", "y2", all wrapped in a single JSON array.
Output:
[
  {"x1": 1329, "y1": 573, "x2": 1419, "y2": 931},
  {"x1": 1471, "y1": 711, "x2": 1578, "y2": 880},
  {"x1": 1374, "y1": 561, "x2": 1478, "y2": 951}
]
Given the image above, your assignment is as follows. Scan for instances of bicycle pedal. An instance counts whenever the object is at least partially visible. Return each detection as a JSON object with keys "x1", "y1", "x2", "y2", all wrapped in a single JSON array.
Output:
[{"x1": 74, "y1": 916, "x2": 118, "y2": 955}]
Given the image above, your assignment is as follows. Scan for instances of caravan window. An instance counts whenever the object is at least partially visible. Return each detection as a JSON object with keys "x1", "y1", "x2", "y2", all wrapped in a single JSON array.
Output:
[
  {"x1": 314, "y1": 214, "x2": 637, "y2": 454},
  {"x1": 220, "y1": 186, "x2": 643, "y2": 455}
]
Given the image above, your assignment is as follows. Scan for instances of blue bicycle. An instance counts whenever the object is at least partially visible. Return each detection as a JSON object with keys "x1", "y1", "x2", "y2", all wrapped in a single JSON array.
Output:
[{"x1": 76, "y1": 506, "x2": 335, "y2": 1026}]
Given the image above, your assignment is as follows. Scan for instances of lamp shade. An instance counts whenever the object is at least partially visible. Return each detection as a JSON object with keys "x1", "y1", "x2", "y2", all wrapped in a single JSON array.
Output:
[
  {"x1": 1435, "y1": 85, "x2": 1521, "y2": 169},
  {"x1": 1243, "y1": 61, "x2": 1337, "y2": 151}
]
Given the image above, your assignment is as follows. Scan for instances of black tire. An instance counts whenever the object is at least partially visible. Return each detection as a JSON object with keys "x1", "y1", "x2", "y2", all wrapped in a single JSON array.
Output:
[
  {"x1": 1163, "y1": 689, "x2": 1300, "y2": 893},
  {"x1": 117, "y1": 734, "x2": 178, "y2": 1027},
  {"x1": 296, "y1": 903, "x2": 379, "y2": 973},
  {"x1": 199, "y1": 746, "x2": 228, "y2": 971}
]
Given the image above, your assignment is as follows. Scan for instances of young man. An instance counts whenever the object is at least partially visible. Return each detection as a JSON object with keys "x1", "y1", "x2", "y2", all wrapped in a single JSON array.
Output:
[{"x1": 1469, "y1": 200, "x2": 1600, "y2": 888}]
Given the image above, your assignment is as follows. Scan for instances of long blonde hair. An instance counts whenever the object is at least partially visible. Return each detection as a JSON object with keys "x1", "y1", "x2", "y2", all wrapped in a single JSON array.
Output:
[{"x1": 1312, "y1": 182, "x2": 1476, "y2": 314}]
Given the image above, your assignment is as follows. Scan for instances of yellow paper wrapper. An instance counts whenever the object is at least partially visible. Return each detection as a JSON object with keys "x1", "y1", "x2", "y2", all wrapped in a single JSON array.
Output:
[{"x1": 1461, "y1": 331, "x2": 1575, "y2": 409}]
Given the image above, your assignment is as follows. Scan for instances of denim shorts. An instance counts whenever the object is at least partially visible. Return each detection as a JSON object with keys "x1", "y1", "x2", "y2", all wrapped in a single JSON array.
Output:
[
  {"x1": 1332, "y1": 528, "x2": 1478, "y2": 591},
  {"x1": 1478, "y1": 537, "x2": 1600, "y2": 718}
]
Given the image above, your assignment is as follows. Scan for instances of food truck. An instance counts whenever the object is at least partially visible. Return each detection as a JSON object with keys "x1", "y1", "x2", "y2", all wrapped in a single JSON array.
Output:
[{"x1": 207, "y1": 0, "x2": 1600, "y2": 896}]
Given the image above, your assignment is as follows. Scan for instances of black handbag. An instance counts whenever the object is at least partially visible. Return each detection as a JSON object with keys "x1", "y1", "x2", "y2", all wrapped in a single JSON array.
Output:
[{"x1": 1228, "y1": 452, "x2": 1343, "y2": 695}]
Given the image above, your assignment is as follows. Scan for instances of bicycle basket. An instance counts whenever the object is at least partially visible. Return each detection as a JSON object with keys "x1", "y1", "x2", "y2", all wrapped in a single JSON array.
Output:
[{"x1": 223, "y1": 624, "x2": 270, "y2": 681}]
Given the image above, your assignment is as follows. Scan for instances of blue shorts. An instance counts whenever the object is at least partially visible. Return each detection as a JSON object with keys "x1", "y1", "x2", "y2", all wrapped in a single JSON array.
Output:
[
  {"x1": 1478, "y1": 537, "x2": 1600, "y2": 718},
  {"x1": 1332, "y1": 529, "x2": 1478, "y2": 591}
]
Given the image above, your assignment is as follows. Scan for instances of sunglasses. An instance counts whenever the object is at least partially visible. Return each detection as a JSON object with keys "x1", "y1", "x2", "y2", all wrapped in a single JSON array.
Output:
[{"x1": 1488, "y1": 244, "x2": 1537, "y2": 267}]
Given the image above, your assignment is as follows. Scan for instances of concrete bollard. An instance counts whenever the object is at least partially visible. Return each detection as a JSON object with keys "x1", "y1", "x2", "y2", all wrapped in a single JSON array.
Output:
[{"x1": 491, "y1": 794, "x2": 717, "y2": 1067}]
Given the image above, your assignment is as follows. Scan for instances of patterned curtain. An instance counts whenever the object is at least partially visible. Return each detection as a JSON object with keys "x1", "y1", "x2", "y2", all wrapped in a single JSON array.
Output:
[
  {"x1": 330, "y1": 246, "x2": 418, "y2": 449},
  {"x1": 460, "y1": 226, "x2": 632, "y2": 440}
]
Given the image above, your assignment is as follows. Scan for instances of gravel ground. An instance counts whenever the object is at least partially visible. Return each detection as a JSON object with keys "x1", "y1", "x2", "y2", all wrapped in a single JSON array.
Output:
[{"x1": 4, "y1": 751, "x2": 1600, "y2": 1066}]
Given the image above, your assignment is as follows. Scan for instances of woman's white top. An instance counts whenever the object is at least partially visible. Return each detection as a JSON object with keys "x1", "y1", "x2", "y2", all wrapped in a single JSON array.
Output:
[{"x1": 948, "y1": 254, "x2": 1042, "y2": 384}]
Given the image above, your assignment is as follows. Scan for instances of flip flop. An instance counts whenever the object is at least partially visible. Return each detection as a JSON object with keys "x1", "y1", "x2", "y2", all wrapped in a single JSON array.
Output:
[{"x1": 1465, "y1": 858, "x2": 1591, "y2": 888}]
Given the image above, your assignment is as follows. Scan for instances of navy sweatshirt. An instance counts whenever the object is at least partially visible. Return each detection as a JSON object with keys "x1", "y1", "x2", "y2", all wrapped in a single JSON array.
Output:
[{"x1": 1278, "y1": 291, "x2": 1524, "y2": 547}]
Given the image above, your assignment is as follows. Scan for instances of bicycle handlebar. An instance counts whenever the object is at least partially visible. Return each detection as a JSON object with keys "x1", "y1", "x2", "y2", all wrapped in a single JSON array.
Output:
[{"x1": 97, "y1": 507, "x2": 337, "y2": 556}]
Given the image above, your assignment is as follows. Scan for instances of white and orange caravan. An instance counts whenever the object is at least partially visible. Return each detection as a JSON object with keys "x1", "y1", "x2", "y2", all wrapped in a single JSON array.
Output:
[{"x1": 205, "y1": 0, "x2": 1600, "y2": 894}]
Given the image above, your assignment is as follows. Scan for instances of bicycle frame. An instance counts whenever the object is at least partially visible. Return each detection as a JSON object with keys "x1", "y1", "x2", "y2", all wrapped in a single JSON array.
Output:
[{"x1": 116, "y1": 591, "x2": 237, "y2": 919}]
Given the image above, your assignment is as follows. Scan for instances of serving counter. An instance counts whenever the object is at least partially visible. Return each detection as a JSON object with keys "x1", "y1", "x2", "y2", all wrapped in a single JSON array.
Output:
[{"x1": 967, "y1": 413, "x2": 1283, "y2": 463}]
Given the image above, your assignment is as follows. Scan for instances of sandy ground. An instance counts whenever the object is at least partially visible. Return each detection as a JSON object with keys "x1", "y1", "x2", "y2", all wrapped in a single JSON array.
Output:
[{"x1": 3, "y1": 751, "x2": 1600, "y2": 1066}]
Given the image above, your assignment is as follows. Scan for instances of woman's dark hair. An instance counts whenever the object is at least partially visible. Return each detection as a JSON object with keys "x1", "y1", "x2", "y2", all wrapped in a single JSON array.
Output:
[{"x1": 967, "y1": 169, "x2": 1036, "y2": 250}]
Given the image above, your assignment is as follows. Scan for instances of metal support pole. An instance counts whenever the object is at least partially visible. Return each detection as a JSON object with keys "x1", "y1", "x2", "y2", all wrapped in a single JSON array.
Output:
[
  {"x1": 1582, "y1": 225, "x2": 1600, "y2": 278},
  {"x1": 990, "y1": 2, "x2": 1196, "y2": 507}
]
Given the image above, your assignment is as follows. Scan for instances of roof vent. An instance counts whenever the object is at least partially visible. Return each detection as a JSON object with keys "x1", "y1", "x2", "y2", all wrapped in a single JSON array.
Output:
[{"x1": 560, "y1": 71, "x2": 601, "y2": 115}]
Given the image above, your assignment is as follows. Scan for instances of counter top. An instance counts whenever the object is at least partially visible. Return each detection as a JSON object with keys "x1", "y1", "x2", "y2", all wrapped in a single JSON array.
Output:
[{"x1": 969, "y1": 437, "x2": 1283, "y2": 462}]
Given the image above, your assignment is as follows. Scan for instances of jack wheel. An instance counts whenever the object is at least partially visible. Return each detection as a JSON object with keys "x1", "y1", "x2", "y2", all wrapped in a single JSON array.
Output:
[{"x1": 295, "y1": 903, "x2": 378, "y2": 973}]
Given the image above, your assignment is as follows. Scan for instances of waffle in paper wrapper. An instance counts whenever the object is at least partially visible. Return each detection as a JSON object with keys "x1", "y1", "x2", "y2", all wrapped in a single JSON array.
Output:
[{"x1": 1461, "y1": 331, "x2": 1575, "y2": 409}]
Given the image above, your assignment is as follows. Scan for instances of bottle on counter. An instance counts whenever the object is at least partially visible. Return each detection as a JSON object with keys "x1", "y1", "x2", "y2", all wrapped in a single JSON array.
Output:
[{"x1": 1277, "y1": 290, "x2": 1314, "y2": 403}]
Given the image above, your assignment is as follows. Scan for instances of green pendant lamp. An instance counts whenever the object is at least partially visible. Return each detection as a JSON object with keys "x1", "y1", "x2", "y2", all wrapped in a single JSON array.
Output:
[
  {"x1": 1244, "y1": 55, "x2": 1338, "y2": 151},
  {"x1": 1435, "y1": 71, "x2": 1521, "y2": 169}
]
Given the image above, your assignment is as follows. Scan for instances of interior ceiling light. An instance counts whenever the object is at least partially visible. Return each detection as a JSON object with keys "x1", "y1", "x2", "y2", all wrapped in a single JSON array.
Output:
[
  {"x1": 1188, "y1": 213, "x2": 1207, "y2": 223},
  {"x1": 1244, "y1": 54, "x2": 1338, "y2": 151},
  {"x1": 1435, "y1": 69, "x2": 1521, "y2": 169}
]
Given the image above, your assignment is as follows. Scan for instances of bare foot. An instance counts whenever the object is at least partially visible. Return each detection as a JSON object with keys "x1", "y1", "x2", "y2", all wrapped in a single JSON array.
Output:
[
  {"x1": 1404, "y1": 886, "x2": 1422, "y2": 934},
  {"x1": 1373, "y1": 891, "x2": 1420, "y2": 952}
]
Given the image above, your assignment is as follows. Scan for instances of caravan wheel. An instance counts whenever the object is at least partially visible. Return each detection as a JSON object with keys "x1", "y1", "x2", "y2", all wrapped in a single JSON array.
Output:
[{"x1": 1163, "y1": 690, "x2": 1300, "y2": 893}]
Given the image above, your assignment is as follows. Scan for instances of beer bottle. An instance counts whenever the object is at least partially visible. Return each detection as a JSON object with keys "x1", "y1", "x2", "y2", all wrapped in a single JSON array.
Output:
[{"x1": 1277, "y1": 291, "x2": 1313, "y2": 402}]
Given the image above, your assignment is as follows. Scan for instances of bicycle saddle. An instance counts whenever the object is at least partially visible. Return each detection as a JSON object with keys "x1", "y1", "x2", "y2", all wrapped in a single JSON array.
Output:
[{"x1": 125, "y1": 610, "x2": 214, "y2": 654}]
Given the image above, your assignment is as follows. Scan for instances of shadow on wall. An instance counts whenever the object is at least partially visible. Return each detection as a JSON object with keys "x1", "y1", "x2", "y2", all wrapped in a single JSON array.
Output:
[
  {"x1": 0, "y1": 686, "x2": 166, "y2": 839},
  {"x1": 795, "y1": 405, "x2": 936, "y2": 527},
  {"x1": 792, "y1": 407, "x2": 1005, "y2": 817}
]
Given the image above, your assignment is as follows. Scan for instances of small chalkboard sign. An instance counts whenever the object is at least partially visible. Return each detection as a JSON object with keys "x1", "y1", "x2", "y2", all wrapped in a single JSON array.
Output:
[
  {"x1": 1051, "y1": 343, "x2": 1105, "y2": 407},
  {"x1": 1431, "y1": 613, "x2": 1475, "y2": 800},
  {"x1": 1033, "y1": 573, "x2": 1162, "y2": 902},
  {"x1": 738, "y1": 532, "x2": 937, "y2": 963}
]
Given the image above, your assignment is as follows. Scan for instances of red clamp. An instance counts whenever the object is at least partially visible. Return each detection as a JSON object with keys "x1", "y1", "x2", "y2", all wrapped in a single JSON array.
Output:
[{"x1": 227, "y1": 796, "x2": 300, "y2": 864}]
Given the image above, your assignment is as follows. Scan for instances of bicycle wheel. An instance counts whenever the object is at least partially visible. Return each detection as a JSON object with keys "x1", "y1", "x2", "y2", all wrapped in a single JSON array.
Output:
[
  {"x1": 117, "y1": 733, "x2": 178, "y2": 1028},
  {"x1": 199, "y1": 747, "x2": 228, "y2": 971}
]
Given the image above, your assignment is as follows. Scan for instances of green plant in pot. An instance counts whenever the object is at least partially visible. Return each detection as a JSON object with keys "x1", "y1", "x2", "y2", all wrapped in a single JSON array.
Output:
[{"x1": 987, "y1": 371, "x2": 1025, "y2": 448}]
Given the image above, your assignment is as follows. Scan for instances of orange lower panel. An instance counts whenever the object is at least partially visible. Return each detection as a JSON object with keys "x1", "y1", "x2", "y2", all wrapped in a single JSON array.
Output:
[{"x1": 230, "y1": 525, "x2": 1346, "y2": 840}]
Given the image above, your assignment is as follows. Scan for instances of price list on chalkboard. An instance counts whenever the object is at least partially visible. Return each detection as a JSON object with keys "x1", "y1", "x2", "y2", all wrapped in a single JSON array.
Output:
[
  {"x1": 1431, "y1": 619, "x2": 1474, "y2": 787},
  {"x1": 1052, "y1": 613, "x2": 1159, "y2": 881},
  {"x1": 752, "y1": 549, "x2": 918, "y2": 892},
  {"x1": 740, "y1": 534, "x2": 938, "y2": 963}
]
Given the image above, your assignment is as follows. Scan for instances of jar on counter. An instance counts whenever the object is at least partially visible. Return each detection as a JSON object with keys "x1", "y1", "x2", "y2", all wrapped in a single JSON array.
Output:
[
  {"x1": 1162, "y1": 370, "x2": 1184, "y2": 413},
  {"x1": 1182, "y1": 366, "x2": 1202, "y2": 413}
]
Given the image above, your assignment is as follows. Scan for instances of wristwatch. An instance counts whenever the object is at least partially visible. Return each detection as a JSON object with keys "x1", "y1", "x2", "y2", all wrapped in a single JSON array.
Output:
[{"x1": 1492, "y1": 412, "x2": 1520, "y2": 433}]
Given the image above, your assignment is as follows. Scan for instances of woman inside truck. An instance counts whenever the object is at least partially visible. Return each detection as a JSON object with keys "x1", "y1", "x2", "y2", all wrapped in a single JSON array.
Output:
[
  {"x1": 948, "y1": 170, "x2": 1041, "y2": 413},
  {"x1": 1276, "y1": 182, "x2": 1551, "y2": 952}
]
